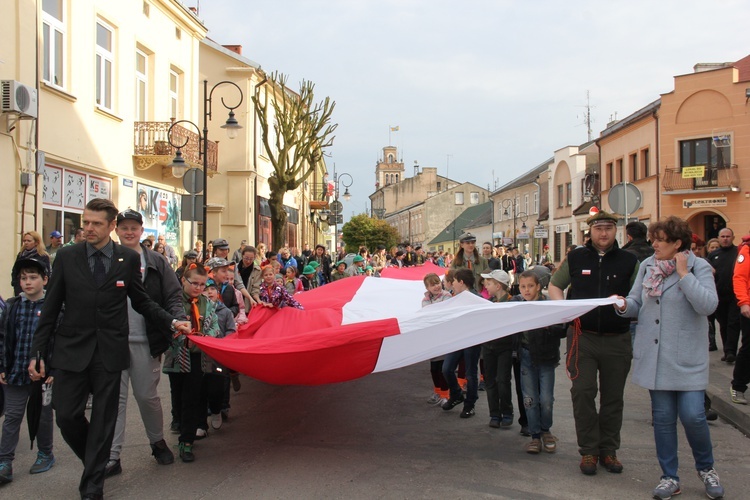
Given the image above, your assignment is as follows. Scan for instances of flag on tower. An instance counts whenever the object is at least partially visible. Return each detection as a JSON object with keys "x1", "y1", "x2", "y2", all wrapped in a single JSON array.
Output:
[{"x1": 390, "y1": 125, "x2": 399, "y2": 132}]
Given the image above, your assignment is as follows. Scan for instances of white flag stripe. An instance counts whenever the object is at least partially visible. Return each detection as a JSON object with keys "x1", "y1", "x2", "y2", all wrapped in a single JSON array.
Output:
[{"x1": 374, "y1": 293, "x2": 617, "y2": 373}]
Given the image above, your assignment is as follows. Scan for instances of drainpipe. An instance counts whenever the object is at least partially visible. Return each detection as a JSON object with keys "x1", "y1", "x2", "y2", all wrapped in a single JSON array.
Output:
[
  {"x1": 653, "y1": 110, "x2": 660, "y2": 220},
  {"x1": 253, "y1": 72, "x2": 267, "y2": 245}
]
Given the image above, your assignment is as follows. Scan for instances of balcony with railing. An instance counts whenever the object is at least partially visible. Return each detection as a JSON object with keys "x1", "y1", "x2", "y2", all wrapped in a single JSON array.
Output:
[
  {"x1": 132, "y1": 121, "x2": 218, "y2": 177},
  {"x1": 662, "y1": 164, "x2": 740, "y2": 193},
  {"x1": 307, "y1": 181, "x2": 332, "y2": 210}
]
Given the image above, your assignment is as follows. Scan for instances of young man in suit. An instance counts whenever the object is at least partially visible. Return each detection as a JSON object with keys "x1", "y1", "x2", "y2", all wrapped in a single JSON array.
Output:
[{"x1": 28, "y1": 198, "x2": 190, "y2": 500}]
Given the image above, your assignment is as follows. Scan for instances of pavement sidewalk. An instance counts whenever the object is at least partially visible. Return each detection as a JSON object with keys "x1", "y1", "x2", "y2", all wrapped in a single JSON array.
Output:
[{"x1": 707, "y1": 348, "x2": 750, "y2": 435}]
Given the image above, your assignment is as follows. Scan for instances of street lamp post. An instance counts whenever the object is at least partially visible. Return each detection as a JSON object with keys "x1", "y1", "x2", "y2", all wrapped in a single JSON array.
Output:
[
  {"x1": 168, "y1": 79, "x2": 243, "y2": 254},
  {"x1": 332, "y1": 168, "x2": 352, "y2": 254},
  {"x1": 500, "y1": 196, "x2": 528, "y2": 248}
]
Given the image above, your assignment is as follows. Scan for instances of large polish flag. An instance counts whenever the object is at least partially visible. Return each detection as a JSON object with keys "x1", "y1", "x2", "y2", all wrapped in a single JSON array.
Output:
[{"x1": 190, "y1": 263, "x2": 616, "y2": 385}]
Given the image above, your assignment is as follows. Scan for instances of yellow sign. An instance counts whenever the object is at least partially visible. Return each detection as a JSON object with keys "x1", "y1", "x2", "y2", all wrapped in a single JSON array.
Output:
[{"x1": 681, "y1": 166, "x2": 705, "y2": 179}]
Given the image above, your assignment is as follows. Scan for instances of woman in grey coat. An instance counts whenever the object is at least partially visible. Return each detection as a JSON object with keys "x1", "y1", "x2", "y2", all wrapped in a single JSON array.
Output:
[{"x1": 615, "y1": 216, "x2": 724, "y2": 500}]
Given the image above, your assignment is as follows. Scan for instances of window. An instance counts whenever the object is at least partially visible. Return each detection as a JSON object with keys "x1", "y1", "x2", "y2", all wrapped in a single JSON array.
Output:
[
  {"x1": 557, "y1": 185, "x2": 563, "y2": 208},
  {"x1": 679, "y1": 138, "x2": 731, "y2": 168},
  {"x1": 630, "y1": 153, "x2": 638, "y2": 181},
  {"x1": 455, "y1": 192, "x2": 464, "y2": 205},
  {"x1": 387, "y1": 154, "x2": 394, "y2": 163},
  {"x1": 135, "y1": 49, "x2": 147, "y2": 121},
  {"x1": 642, "y1": 148, "x2": 650, "y2": 177},
  {"x1": 524, "y1": 194, "x2": 529, "y2": 214},
  {"x1": 606, "y1": 162, "x2": 614, "y2": 189},
  {"x1": 95, "y1": 20, "x2": 114, "y2": 110},
  {"x1": 42, "y1": 0, "x2": 65, "y2": 88},
  {"x1": 437, "y1": 181, "x2": 441, "y2": 191},
  {"x1": 470, "y1": 192, "x2": 480, "y2": 205},
  {"x1": 616, "y1": 159, "x2": 623, "y2": 185},
  {"x1": 532, "y1": 191, "x2": 539, "y2": 214},
  {"x1": 395, "y1": 174, "x2": 399, "y2": 183},
  {"x1": 566, "y1": 183, "x2": 572, "y2": 206},
  {"x1": 169, "y1": 68, "x2": 180, "y2": 119}
]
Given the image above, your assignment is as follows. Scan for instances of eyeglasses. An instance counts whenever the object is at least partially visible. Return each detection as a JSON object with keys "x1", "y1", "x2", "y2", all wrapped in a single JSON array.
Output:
[
  {"x1": 142, "y1": 241, "x2": 152, "y2": 248},
  {"x1": 185, "y1": 277, "x2": 207, "y2": 289}
]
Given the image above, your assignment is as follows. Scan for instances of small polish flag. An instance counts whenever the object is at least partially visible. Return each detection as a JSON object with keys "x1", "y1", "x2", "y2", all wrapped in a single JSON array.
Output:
[{"x1": 116, "y1": 280, "x2": 125, "y2": 287}]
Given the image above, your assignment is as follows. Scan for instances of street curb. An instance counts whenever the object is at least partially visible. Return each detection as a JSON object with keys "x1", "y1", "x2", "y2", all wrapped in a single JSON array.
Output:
[{"x1": 708, "y1": 358, "x2": 750, "y2": 437}]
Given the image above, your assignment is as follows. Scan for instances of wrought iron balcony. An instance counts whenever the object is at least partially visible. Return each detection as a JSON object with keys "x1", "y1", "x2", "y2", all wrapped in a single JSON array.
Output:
[
  {"x1": 132, "y1": 121, "x2": 218, "y2": 175},
  {"x1": 662, "y1": 164, "x2": 740, "y2": 192}
]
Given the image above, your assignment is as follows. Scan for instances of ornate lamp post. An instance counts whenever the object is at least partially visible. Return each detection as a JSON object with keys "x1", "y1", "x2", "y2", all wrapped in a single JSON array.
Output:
[
  {"x1": 500, "y1": 196, "x2": 528, "y2": 248},
  {"x1": 330, "y1": 169, "x2": 352, "y2": 253},
  {"x1": 168, "y1": 80, "x2": 243, "y2": 253}
]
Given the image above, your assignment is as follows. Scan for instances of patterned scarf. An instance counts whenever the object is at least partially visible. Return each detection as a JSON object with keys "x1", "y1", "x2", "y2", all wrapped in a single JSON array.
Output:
[{"x1": 643, "y1": 251, "x2": 688, "y2": 297}]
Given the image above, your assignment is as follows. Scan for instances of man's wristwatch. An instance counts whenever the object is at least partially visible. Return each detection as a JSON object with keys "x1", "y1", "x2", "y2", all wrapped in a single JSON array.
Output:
[{"x1": 171, "y1": 319, "x2": 179, "y2": 332}]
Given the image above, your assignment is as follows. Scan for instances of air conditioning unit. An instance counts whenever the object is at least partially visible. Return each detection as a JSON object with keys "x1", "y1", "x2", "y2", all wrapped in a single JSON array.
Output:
[{"x1": 1, "y1": 80, "x2": 38, "y2": 119}]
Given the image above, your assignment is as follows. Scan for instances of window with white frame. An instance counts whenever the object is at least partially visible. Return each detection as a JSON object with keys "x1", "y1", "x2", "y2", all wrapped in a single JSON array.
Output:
[
  {"x1": 135, "y1": 49, "x2": 148, "y2": 121},
  {"x1": 470, "y1": 192, "x2": 480, "y2": 205},
  {"x1": 533, "y1": 191, "x2": 539, "y2": 214},
  {"x1": 95, "y1": 20, "x2": 114, "y2": 110},
  {"x1": 524, "y1": 194, "x2": 529, "y2": 214},
  {"x1": 455, "y1": 192, "x2": 464, "y2": 205},
  {"x1": 42, "y1": 0, "x2": 65, "y2": 88},
  {"x1": 169, "y1": 68, "x2": 181, "y2": 120}
]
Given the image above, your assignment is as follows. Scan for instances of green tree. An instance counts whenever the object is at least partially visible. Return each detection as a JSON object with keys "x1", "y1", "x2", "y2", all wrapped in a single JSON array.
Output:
[
  {"x1": 252, "y1": 72, "x2": 337, "y2": 250},
  {"x1": 341, "y1": 214, "x2": 399, "y2": 252}
]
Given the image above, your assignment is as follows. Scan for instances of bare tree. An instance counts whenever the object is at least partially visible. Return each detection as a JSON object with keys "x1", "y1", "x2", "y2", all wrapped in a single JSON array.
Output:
[{"x1": 252, "y1": 72, "x2": 337, "y2": 250}]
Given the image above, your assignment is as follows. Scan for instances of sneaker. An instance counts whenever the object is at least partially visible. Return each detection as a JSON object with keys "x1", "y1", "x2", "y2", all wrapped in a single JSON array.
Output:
[
  {"x1": 519, "y1": 426, "x2": 531, "y2": 437},
  {"x1": 0, "y1": 462, "x2": 13, "y2": 484},
  {"x1": 489, "y1": 417, "x2": 501, "y2": 428},
  {"x1": 427, "y1": 393, "x2": 442, "y2": 405},
  {"x1": 231, "y1": 373, "x2": 242, "y2": 392},
  {"x1": 580, "y1": 455, "x2": 598, "y2": 475},
  {"x1": 459, "y1": 405, "x2": 475, "y2": 418},
  {"x1": 178, "y1": 442, "x2": 195, "y2": 463},
  {"x1": 103, "y1": 459, "x2": 121, "y2": 477},
  {"x1": 150, "y1": 439, "x2": 174, "y2": 465},
  {"x1": 170, "y1": 420, "x2": 180, "y2": 434},
  {"x1": 436, "y1": 397, "x2": 448, "y2": 407},
  {"x1": 441, "y1": 394, "x2": 465, "y2": 411},
  {"x1": 706, "y1": 408, "x2": 718, "y2": 421},
  {"x1": 652, "y1": 477, "x2": 681, "y2": 499},
  {"x1": 211, "y1": 413, "x2": 223, "y2": 430},
  {"x1": 698, "y1": 468, "x2": 724, "y2": 499},
  {"x1": 730, "y1": 387, "x2": 747, "y2": 405},
  {"x1": 29, "y1": 451, "x2": 55, "y2": 474},
  {"x1": 526, "y1": 439, "x2": 542, "y2": 454},
  {"x1": 600, "y1": 454, "x2": 623, "y2": 473},
  {"x1": 195, "y1": 428, "x2": 208, "y2": 440},
  {"x1": 501, "y1": 415, "x2": 514, "y2": 428},
  {"x1": 541, "y1": 433, "x2": 557, "y2": 453}
]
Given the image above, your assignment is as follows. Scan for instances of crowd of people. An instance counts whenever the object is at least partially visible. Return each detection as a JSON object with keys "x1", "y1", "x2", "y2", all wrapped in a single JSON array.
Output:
[{"x1": 1, "y1": 200, "x2": 745, "y2": 499}]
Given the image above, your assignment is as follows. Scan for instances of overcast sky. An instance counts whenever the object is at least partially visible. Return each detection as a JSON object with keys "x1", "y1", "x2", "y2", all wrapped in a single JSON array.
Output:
[{"x1": 196, "y1": 0, "x2": 750, "y2": 216}]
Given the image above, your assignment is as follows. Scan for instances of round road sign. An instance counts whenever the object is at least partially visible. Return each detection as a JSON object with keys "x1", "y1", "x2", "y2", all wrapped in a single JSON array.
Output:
[{"x1": 608, "y1": 182, "x2": 642, "y2": 215}]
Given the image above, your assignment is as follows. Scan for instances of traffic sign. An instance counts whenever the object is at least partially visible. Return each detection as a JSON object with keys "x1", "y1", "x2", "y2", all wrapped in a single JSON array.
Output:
[
  {"x1": 182, "y1": 168, "x2": 204, "y2": 194},
  {"x1": 330, "y1": 200, "x2": 344, "y2": 214},
  {"x1": 608, "y1": 182, "x2": 642, "y2": 215}
]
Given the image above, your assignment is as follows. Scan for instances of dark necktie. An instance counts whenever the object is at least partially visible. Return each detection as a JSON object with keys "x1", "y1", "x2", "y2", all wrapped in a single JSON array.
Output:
[{"x1": 93, "y1": 251, "x2": 107, "y2": 286}]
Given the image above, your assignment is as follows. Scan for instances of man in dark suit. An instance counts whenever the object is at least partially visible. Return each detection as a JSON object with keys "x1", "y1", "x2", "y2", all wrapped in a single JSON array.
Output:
[{"x1": 28, "y1": 198, "x2": 190, "y2": 500}]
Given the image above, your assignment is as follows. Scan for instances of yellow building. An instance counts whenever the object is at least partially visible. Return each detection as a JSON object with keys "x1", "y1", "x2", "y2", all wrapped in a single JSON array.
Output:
[{"x1": 1, "y1": 0, "x2": 207, "y2": 297}]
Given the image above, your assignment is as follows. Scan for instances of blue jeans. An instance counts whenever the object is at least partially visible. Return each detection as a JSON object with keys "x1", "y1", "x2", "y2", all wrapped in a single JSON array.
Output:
[
  {"x1": 443, "y1": 346, "x2": 481, "y2": 407},
  {"x1": 519, "y1": 348, "x2": 555, "y2": 437},
  {"x1": 650, "y1": 390, "x2": 714, "y2": 481}
]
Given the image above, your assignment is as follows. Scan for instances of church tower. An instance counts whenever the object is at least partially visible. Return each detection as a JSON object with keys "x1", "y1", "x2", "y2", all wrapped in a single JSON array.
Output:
[{"x1": 374, "y1": 146, "x2": 405, "y2": 189}]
